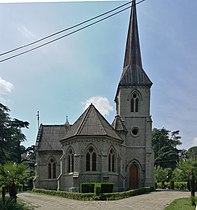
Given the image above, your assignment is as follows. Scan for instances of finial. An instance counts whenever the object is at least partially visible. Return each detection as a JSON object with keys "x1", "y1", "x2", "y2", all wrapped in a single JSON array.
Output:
[{"x1": 65, "y1": 115, "x2": 70, "y2": 126}]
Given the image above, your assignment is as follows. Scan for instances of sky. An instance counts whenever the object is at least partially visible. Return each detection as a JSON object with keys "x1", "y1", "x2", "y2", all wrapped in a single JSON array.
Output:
[{"x1": 0, "y1": 0, "x2": 197, "y2": 150}]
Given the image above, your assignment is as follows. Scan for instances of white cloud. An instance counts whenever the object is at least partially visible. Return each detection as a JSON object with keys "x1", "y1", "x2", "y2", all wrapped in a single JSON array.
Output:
[
  {"x1": 191, "y1": 137, "x2": 197, "y2": 147},
  {"x1": 82, "y1": 96, "x2": 113, "y2": 116},
  {"x1": 0, "y1": 77, "x2": 14, "y2": 95}
]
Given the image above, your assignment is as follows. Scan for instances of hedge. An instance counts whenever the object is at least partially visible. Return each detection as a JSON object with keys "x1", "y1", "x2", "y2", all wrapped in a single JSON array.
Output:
[
  {"x1": 156, "y1": 182, "x2": 188, "y2": 190},
  {"x1": 33, "y1": 187, "x2": 154, "y2": 201},
  {"x1": 80, "y1": 183, "x2": 113, "y2": 193}
]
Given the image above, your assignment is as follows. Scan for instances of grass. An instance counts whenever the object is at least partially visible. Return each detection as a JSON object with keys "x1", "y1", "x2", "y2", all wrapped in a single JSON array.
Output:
[{"x1": 164, "y1": 197, "x2": 197, "y2": 210}]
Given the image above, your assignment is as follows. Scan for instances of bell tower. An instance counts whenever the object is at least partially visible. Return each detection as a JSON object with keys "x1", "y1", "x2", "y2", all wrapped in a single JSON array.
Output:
[{"x1": 115, "y1": 0, "x2": 154, "y2": 188}]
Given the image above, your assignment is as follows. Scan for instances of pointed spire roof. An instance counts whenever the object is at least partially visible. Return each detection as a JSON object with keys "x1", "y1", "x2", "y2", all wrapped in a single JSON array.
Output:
[
  {"x1": 61, "y1": 104, "x2": 122, "y2": 142},
  {"x1": 119, "y1": 0, "x2": 152, "y2": 87}
]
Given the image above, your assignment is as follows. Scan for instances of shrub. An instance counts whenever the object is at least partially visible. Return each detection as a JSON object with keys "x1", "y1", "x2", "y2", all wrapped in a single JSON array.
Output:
[
  {"x1": 101, "y1": 183, "x2": 113, "y2": 193},
  {"x1": 33, "y1": 187, "x2": 154, "y2": 201},
  {"x1": 81, "y1": 183, "x2": 94, "y2": 193},
  {"x1": 80, "y1": 183, "x2": 113, "y2": 193},
  {"x1": 33, "y1": 188, "x2": 96, "y2": 201},
  {"x1": 156, "y1": 182, "x2": 188, "y2": 190},
  {"x1": 0, "y1": 197, "x2": 29, "y2": 210}
]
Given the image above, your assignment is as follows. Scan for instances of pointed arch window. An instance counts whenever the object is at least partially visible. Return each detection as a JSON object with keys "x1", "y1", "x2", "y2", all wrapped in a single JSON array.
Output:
[
  {"x1": 108, "y1": 149, "x2": 116, "y2": 172},
  {"x1": 67, "y1": 149, "x2": 74, "y2": 173},
  {"x1": 86, "y1": 146, "x2": 97, "y2": 171},
  {"x1": 131, "y1": 92, "x2": 139, "y2": 112},
  {"x1": 48, "y1": 158, "x2": 56, "y2": 179}
]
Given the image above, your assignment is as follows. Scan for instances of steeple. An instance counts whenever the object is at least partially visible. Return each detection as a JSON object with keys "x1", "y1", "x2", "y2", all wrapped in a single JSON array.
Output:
[{"x1": 119, "y1": 0, "x2": 152, "y2": 87}]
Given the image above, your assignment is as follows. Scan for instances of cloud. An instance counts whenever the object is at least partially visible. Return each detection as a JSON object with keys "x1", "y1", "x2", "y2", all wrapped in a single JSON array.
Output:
[
  {"x1": 82, "y1": 96, "x2": 113, "y2": 116},
  {"x1": 191, "y1": 137, "x2": 197, "y2": 147},
  {"x1": 0, "y1": 77, "x2": 14, "y2": 95}
]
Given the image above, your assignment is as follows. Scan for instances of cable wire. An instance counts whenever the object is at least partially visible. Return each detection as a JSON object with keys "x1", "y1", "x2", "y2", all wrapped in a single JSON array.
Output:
[
  {"x1": 0, "y1": 0, "x2": 145, "y2": 63},
  {"x1": 0, "y1": 1, "x2": 132, "y2": 57}
]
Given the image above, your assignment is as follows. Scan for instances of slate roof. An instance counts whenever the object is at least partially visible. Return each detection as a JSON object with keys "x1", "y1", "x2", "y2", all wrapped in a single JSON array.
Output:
[
  {"x1": 112, "y1": 115, "x2": 127, "y2": 133},
  {"x1": 61, "y1": 104, "x2": 122, "y2": 142},
  {"x1": 119, "y1": 0, "x2": 152, "y2": 87},
  {"x1": 36, "y1": 124, "x2": 66, "y2": 151}
]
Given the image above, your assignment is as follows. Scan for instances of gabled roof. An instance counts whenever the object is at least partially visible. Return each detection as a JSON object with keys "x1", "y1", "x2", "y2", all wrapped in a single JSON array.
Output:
[
  {"x1": 119, "y1": 0, "x2": 152, "y2": 87},
  {"x1": 36, "y1": 124, "x2": 66, "y2": 151},
  {"x1": 61, "y1": 104, "x2": 122, "y2": 142},
  {"x1": 112, "y1": 115, "x2": 127, "y2": 133}
]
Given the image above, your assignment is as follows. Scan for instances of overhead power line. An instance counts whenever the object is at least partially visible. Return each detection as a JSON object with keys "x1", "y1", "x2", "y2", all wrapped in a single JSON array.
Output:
[
  {"x1": 0, "y1": 1, "x2": 132, "y2": 57},
  {"x1": 0, "y1": 0, "x2": 145, "y2": 63}
]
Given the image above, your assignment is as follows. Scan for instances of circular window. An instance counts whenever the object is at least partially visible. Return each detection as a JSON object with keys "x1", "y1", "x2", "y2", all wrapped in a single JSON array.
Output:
[{"x1": 131, "y1": 127, "x2": 139, "y2": 136}]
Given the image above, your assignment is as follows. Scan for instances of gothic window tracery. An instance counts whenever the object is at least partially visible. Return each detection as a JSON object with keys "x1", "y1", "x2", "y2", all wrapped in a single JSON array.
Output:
[
  {"x1": 108, "y1": 148, "x2": 116, "y2": 172},
  {"x1": 48, "y1": 158, "x2": 56, "y2": 179},
  {"x1": 131, "y1": 92, "x2": 139, "y2": 112},
  {"x1": 86, "y1": 146, "x2": 97, "y2": 171},
  {"x1": 67, "y1": 148, "x2": 74, "y2": 173}
]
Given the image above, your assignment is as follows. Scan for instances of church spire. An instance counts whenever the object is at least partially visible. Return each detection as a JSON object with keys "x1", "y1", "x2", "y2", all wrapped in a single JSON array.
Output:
[
  {"x1": 123, "y1": 0, "x2": 142, "y2": 69},
  {"x1": 119, "y1": 0, "x2": 152, "y2": 87}
]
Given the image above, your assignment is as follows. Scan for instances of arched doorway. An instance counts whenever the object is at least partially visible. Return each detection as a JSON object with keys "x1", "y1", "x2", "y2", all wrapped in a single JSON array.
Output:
[{"x1": 129, "y1": 163, "x2": 138, "y2": 189}]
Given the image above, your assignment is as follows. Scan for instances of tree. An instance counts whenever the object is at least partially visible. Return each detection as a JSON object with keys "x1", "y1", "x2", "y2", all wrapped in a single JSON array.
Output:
[
  {"x1": 152, "y1": 128, "x2": 182, "y2": 168},
  {"x1": 154, "y1": 166, "x2": 170, "y2": 182},
  {"x1": 0, "y1": 103, "x2": 29, "y2": 164},
  {"x1": 172, "y1": 159, "x2": 197, "y2": 182},
  {"x1": 0, "y1": 162, "x2": 31, "y2": 189},
  {"x1": 186, "y1": 146, "x2": 197, "y2": 161}
]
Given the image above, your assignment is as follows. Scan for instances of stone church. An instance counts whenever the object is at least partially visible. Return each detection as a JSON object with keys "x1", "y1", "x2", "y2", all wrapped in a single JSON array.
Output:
[{"x1": 34, "y1": 0, "x2": 154, "y2": 192}]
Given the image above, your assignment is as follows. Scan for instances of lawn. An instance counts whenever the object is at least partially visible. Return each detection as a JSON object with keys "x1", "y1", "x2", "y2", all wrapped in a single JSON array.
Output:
[{"x1": 165, "y1": 197, "x2": 197, "y2": 210}]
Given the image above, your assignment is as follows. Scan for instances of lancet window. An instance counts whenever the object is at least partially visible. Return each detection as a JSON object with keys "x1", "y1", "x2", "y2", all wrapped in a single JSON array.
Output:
[
  {"x1": 108, "y1": 148, "x2": 116, "y2": 172},
  {"x1": 86, "y1": 146, "x2": 97, "y2": 171},
  {"x1": 67, "y1": 149, "x2": 74, "y2": 173},
  {"x1": 131, "y1": 92, "x2": 139, "y2": 112},
  {"x1": 48, "y1": 158, "x2": 56, "y2": 179}
]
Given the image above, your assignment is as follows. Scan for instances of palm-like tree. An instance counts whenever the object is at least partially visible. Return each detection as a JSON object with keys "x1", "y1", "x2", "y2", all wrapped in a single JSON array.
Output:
[{"x1": 0, "y1": 162, "x2": 31, "y2": 189}]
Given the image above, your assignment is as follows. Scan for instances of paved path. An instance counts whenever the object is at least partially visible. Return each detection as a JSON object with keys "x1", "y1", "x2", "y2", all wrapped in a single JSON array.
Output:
[{"x1": 18, "y1": 190, "x2": 190, "y2": 210}]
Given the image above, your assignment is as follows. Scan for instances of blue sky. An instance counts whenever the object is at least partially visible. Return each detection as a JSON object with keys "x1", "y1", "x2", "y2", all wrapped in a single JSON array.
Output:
[{"x1": 0, "y1": 0, "x2": 197, "y2": 150}]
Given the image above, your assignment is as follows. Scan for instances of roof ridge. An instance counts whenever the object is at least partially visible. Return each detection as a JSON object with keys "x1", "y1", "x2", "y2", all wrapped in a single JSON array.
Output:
[
  {"x1": 74, "y1": 104, "x2": 93, "y2": 135},
  {"x1": 94, "y1": 105, "x2": 116, "y2": 135}
]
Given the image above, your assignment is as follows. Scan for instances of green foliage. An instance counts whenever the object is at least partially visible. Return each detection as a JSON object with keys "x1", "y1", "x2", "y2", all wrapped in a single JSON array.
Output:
[
  {"x1": 100, "y1": 187, "x2": 154, "y2": 200},
  {"x1": 33, "y1": 188, "x2": 96, "y2": 200},
  {"x1": 33, "y1": 187, "x2": 154, "y2": 201},
  {"x1": 164, "y1": 197, "x2": 197, "y2": 210},
  {"x1": 156, "y1": 182, "x2": 188, "y2": 190},
  {"x1": 171, "y1": 160, "x2": 197, "y2": 182},
  {"x1": 154, "y1": 166, "x2": 170, "y2": 182},
  {"x1": 0, "y1": 197, "x2": 30, "y2": 210},
  {"x1": 80, "y1": 183, "x2": 113, "y2": 194},
  {"x1": 0, "y1": 162, "x2": 31, "y2": 188},
  {"x1": 0, "y1": 103, "x2": 29, "y2": 164},
  {"x1": 80, "y1": 183, "x2": 94, "y2": 193},
  {"x1": 101, "y1": 183, "x2": 113, "y2": 193},
  {"x1": 152, "y1": 128, "x2": 182, "y2": 168},
  {"x1": 186, "y1": 146, "x2": 197, "y2": 160}
]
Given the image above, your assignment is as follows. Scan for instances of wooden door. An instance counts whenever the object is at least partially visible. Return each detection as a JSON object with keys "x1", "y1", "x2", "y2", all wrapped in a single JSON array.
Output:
[{"x1": 129, "y1": 163, "x2": 138, "y2": 189}]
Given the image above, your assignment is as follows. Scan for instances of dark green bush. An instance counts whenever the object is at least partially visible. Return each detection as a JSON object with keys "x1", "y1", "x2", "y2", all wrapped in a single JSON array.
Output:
[
  {"x1": 0, "y1": 197, "x2": 29, "y2": 210},
  {"x1": 33, "y1": 188, "x2": 95, "y2": 201},
  {"x1": 101, "y1": 183, "x2": 113, "y2": 193},
  {"x1": 33, "y1": 187, "x2": 154, "y2": 201},
  {"x1": 100, "y1": 187, "x2": 154, "y2": 200},
  {"x1": 80, "y1": 182, "x2": 113, "y2": 193},
  {"x1": 81, "y1": 183, "x2": 94, "y2": 193}
]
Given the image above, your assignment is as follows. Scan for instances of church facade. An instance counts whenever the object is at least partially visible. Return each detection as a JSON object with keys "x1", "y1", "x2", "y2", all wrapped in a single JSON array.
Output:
[{"x1": 34, "y1": 1, "x2": 154, "y2": 192}]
